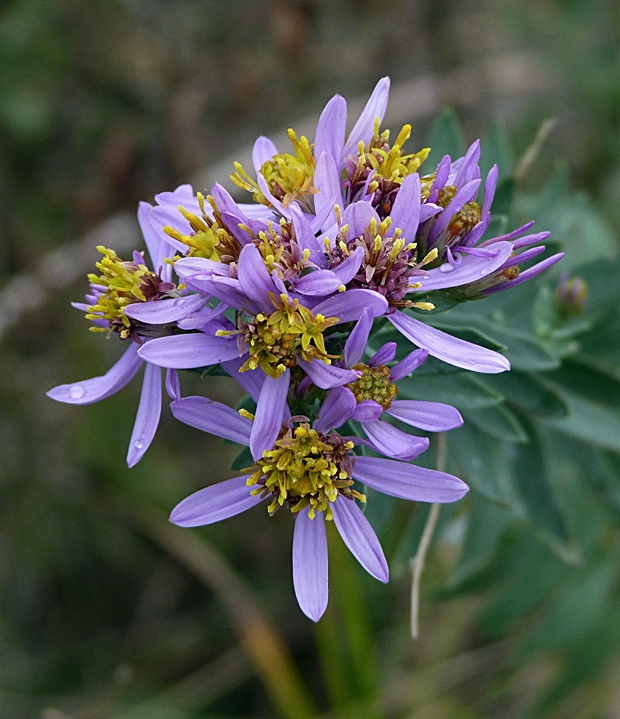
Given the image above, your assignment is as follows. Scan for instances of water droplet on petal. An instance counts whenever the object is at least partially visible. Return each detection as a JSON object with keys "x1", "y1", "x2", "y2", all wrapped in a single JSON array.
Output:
[
  {"x1": 480, "y1": 270, "x2": 487, "y2": 275},
  {"x1": 439, "y1": 263, "x2": 455, "y2": 273},
  {"x1": 133, "y1": 439, "x2": 144, "y2": 450},
  {"x1": 69, "y1": 385, "x2": 85, "y2": 399}
]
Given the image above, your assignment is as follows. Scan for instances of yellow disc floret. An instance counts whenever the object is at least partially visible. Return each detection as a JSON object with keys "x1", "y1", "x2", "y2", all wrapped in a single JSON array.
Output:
[
  {"x1": 231, "y1": 129, "x2": 317, "y2": 211},
  {"x1": 228, "y1": 294, "x2": 340, "y2": 379},
  {"x1": 245, "y1": 422, "x2": 364, "y2": 519},
  {"x1": 85, "y1": 247, "x2": 169, "y2": 339},
  {"x1": 347, "y1": 364, "x2": 398, "y2": 410}
]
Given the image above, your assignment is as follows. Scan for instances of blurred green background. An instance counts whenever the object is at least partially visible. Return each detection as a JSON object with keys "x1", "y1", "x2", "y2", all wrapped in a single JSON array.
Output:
[{"x1": 2, "y1": 1, "x2": 620, "y2": 717}]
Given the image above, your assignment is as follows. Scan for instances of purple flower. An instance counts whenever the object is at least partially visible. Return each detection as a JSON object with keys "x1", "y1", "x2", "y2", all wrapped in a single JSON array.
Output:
[
  {"x1": 46, "y1": 210, "x2": 199, "y2": 467},
  {"x1": 311, "y1": 309, "x2": 463, "y2": 459},
  {"x1": 167, "y1": 394, "x2": 468, "y2": 621}
]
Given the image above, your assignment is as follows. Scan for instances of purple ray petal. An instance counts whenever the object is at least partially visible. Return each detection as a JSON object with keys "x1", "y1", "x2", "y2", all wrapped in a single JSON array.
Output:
[
  {"x1": 238, "y1": 244, "x2": 278, "y2": 312},
  {"x1": 368, "y1": 342, "x2": 397, "y2": 367},
  {"x1": 171, "y1": 395, "x2": 253, "y2": 445},
  {"x1": 313, "y1": 289, "x2": 388, "y2": 324},
  {"x1": 297, "y1": 359, "x2": 359, "y2": 390},
  {"x1": 174, "y1": 257, "x2": 230, "y2": 280},
  {"x1": 47, "y1": 343, "x2": 143, "y2": 405},
  {"x1": 177, "y1": 302, "x2": 228, "y2": 331},
  {"x1": 386, "y1": 399, "x2": 463, "y2": 432},
  {"x1": 330, "y1": 246, "x2": 364, "y2": 285},
  {"x1": 250, "y1": 371, "x2": 290, "y2": 460},
  {"x1": 170, "y1": 475, "x2": 263, "y2": 527},
  {"x1": 412, "y1": 241, "x2": 514, "y2": 292},
  {"x1": 127, "y1": 363, "x2": 162, "y2": 467},
  {"x1": 138, "y1": 202, "x2": 167, "y2": 273},
  {"x1": 292, "y1": 507, "x2": 329, "y2": 622},
  {"x1": 124, "y1": 293, "x2": 206, "y2": 324},
  {"x1": 165, "y1": 368, "x2": 181, "y2": 400},
  {"x1": 483, "y1": 253, "x2": 565, "y2": 294},
  {"x1": 342, "y1": 201, "x2": 380, "y2": 238},
  {"x1": 222, "y1": 357, "x2": 265, "y2": 402},
  {"x1": 290, "y1": 204, "x2": 326, "y2": 267},
  {"x1": 332, "y1": 497, "x2": 388, "y2": 582},
  {"x1": 453, "y1": 140, "x2": 481, "y2": 187},
  {"x1": 344, "y1": 306, "x2": 373, "y2": 367},
  {"x1": 481, "y1": 164, "x2": 499, "y2": 216},
  {"x1": 420, "y1": 203, "x2": 442, "y2": 222},
  {"x1": 343, "y1": 77, "x2": 390, "y2": 157},
  {"x1": 313, "y1": 386, "x2": 357, "y2": 433},
  {"x1": 315, "y1": 151, "x2": 344, "y2": 219},
  {"x1": 294, "y1": 269, "x2": 344, "y2": 296},
  {"x1": 388, "y1": 173, "x2": 420, "y2": 240},
  {"x1": 350, "y1": 400, "x2": 383, "y2": 422},
  {"x1": 510, "y1": 231, "x2": 552, "y2": 250},
  {"x1": 315, "y1": 94, "x2": 347, "y2": 164},
  {"x1": 148, "y1": 206, "x2": 191, "y2": 254},
  {"x1": 389, "y1": 348, "x2": 428, "y2": 381},
  {"x1": 211, "y1": 183, "x2": 256, "y2": 245},
  {"x1": 196, "y1": 276, "x2": 263, "y2": 315},
  {"x1": 388, "y1": 311, "x2": 510, "y2": 373},
  {"x1": 155, "y1": 183, "x2": 195, "y2": 204},
  {"x1": 353, "y1": 456, "x2": 469, "y2": 503},
  {"x1": 137, "y1": 333, "x2": 239, "y2": 369},
  {"x1": 427, "y1": 179, "x2": 481, "y2": 245},
  {"x1": 497, "y1": 246, "x2": 545, "y2": 271},
  {"x1": 252, "y1": 136, "x2": 278, "y2": 172},
  {"x1": 362, "y1": 419, "x2": 429, "y2": 460}
]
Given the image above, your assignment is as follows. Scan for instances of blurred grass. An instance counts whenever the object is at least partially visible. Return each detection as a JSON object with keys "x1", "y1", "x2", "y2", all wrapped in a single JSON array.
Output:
[{"x1": 2, "y1": 1, "x2": 620, "y2": 718}]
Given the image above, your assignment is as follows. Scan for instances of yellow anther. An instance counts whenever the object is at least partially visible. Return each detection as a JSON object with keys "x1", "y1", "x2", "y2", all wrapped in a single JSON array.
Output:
[
  {"x1": 421, "y1": 248, "x2": 439, "y2": 266},
  {"x1": 238, "y1": 408, "x2": 255, "y2": 421},
  {"x1": 411, "y1": 301, "x2": 435, "y2": 311}
]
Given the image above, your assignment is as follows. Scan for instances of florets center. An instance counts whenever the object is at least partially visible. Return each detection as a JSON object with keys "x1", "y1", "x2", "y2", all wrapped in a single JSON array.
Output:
[
  {"x1": 347, "y1": 363, "x2": 397, "y2": 410},
  {"x1": 246, "y1": 422, "x2": 364, "y2": 518}
]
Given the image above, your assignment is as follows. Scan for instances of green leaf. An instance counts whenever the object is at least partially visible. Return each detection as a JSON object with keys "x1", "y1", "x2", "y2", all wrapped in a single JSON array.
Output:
[
  {"x1": 424, "y1": 108, "x2": 466, "y2": 167},
  {"x1": 230, "y1": 445, "x2": 253, "y2": 471},
  {"x1": 448, "y1": 490, "x2": 514, "y2": 589},
  {"x1": 514, "y1": 418, "x2": 569, "y2": 545},
  {"x1": 448, "y1": 423, "x2": 517, "y2": 503},
  {"x1": 462, "y1": 404, "x2": 528, "y2": 444},
  {"x1": 396, "y1": 372, "x2": 503, "y2": 409},
  {"x1": 480, "y1": 119, "x2": 515, "y2": 180},
  {"x1": 480, "y1": 371, "x2": 569, "y2": 418}
]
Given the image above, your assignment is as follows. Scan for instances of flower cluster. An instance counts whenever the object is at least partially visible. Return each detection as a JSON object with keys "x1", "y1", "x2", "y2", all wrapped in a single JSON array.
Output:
[{"x1": 48, "y1": 78, "x2": 562, "y2": 621}]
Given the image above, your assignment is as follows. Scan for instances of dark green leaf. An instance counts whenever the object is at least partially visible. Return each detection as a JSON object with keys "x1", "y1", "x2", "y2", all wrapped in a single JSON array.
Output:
[
  {"x1": 481, "y1": 371, "x2": 568, "y2": 418},
  {"x1": 396, "y1": 372, "x2": 503, "y2": 409},
  {"x1": 448, "y1": 423, "x2": 517, "y2": 503},
  {"x1": 462, "y1": 404, "x2": 529, "y2": 443},
  {"x1": 424, "y1": 108, "x2": 466, "y2": 167},
  {"x1": 230, "y1": 445, "x2": 253, "y2": 471},
  {"x1": 480, "y1": 119, "x2": 515, "y2": 180}
]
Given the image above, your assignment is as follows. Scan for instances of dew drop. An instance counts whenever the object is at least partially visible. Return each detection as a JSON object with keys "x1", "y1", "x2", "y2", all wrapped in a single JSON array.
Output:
[
  {"x1": 480, "y1": 270, "x2": 487, "y2": 276},
  {"x1": 439, "y1": 263, "x2": 455, "y2": 273},
  {"x1": 133, "y1": 439, "x2": 144, "y2": 450},
  {"x1": 69, "y1": 385, "x2": 85, "y2": 399}
]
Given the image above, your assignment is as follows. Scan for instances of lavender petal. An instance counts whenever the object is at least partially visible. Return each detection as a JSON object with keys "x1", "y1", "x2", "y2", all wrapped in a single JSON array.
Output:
[
  {"x1": 388, "y1": 311, "x2": 510, "y2": 373},
  {"x1": 343, "y1": 201, "x2": 380, "y2": 238},
  {"x1": 312, "y1": 289, "x2": 388, "y2": 324},
  {"x1": 386, "y1": 399, "x2": 463, "y2": 432},
  {"x1": 344, "y1": 306, "x2": 373, "y2": 367},
  {"x1": 297, "y1": 359, "x2": 359, "y2": 390},
  {"x1": 250, "y1": 371, "x2": 290, "y2": 460},
  {"x1": 252, "y1": 136, "x2": 278, "y2": 172},
  {"x1": 314, "y1": 94, "x2": 347, "y2": 164},
  {"x1": 332, "y1": 497, "x2": 388, "y2": 582},
  {"x1": 483, "y1": 253, "x2": 565, "y2": 294},
  {"x1": 238, "y1": 244, "x2": 278, "y2": 312},
  {"x1": 362, "y1": 419, "x2": 429, "y2": 460},
  {"x1": 367, "y1": 342, "x2": 397, "y2": 367},
  {"x1": 412, "y1": 241, "x2": 514, "y2": 292},
  {"x1": 137, "y1": 333, "x2": 239, "y2": 369},
  {"x1": 47, "y1": 343, "x2": 143, "y2": 405},
  {"x1": 315, "y1": 151, "x2": 344, "y2": 220},
  {"x1": 292, "y1": 507, "x2": 329, "y2": 622},
  {"x1": 127, "y1": 363, "x2": 162, "y2": 467},
  {"x1": 343, "y1": 77, "x2": 390, "y2": 157},
  {"x1": 171, "y1": 396, "x2": 253, "y2": 445},
  {"x1": 294, "y1": 270, "x2": 345, "y2": 296},
  {"x1": 124, "y1": 293, "x2": 206, "y2": 324},
  {"x1": 389, "y1": 348, "x2": 428, "y2": 381},
  {"x1": 353, "y1": 456, "x2": 469, "y2": 503},
  {"x1": 313, "y1": 386, "x2": 357, "y2": 433},
  {"x1": 330, "y1": 246, "x2": 364, "y2": 285},
  {"x1": 165, "y1": 368, "x2": 181, "y2": 401},
  {"x1": 170, "y1": 475, "x2": 263, "y2": 527},
  {"x1": 222, "y1": 357, "x2": 265, "y2": 402},
  {"x1": 389, "y1": 173, "x2": 420, "y2": 240},
  {"x1": 350, "y1": 400, "x2": 383, "y2": 423},
  {"x1": 427, "y1": 179, "x2": 481, "y2": 245}
]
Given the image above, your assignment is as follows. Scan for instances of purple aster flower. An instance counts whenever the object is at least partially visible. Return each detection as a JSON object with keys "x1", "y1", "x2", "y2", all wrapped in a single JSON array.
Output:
[
  {"x1": 311, "y1": 308, "x2": 463, "y2": 459},
  {"x1": 167, "y1": 394, "x2": 468, "y2": 621},
  {"x1": 46, "y1": 208, "x2": 203, "y2": 467}
]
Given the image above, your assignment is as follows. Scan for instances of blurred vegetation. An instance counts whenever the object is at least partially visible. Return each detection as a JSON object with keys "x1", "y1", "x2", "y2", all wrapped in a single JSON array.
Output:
[{"x1": 2, "y1": 0, "x2": 620, "y2": 718}]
